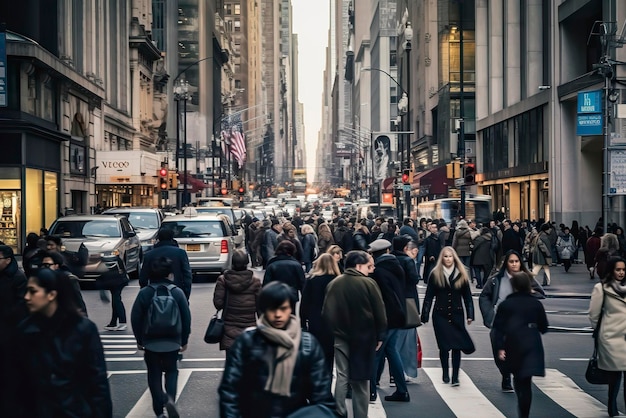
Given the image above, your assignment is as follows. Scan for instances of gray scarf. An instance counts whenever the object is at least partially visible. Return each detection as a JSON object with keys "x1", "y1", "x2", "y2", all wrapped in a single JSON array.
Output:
[
  {"x1": 610, "y1": 280, "x2": 626, "y2": 297},
  {"x1": 256, "y1": 314, "x2": 301, "y2": 396}
]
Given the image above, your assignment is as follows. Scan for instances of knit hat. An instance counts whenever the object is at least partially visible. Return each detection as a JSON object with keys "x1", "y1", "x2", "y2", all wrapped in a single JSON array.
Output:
[{"x1": 457, "y1": 219, "x2": 468, "y2": 228}]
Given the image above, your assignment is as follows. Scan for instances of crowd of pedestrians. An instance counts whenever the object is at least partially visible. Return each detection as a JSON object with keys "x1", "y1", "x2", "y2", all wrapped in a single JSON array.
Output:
[{"x1": 7, "y1": 208, "x2": 626, "y2": 418}]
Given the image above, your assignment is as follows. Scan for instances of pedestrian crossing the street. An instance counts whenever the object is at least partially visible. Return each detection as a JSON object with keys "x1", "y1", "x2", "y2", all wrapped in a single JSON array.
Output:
[{"x1": 106, "y1": 360, "x2": 616, "y2": 417}]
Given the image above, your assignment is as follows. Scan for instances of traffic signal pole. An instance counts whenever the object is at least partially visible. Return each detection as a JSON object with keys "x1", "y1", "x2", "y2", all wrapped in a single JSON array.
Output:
[{"x1": 459, "y1": 1, "x2": 466, "y2": 219}]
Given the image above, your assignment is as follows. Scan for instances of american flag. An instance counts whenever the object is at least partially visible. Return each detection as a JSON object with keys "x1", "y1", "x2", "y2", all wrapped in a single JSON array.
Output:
[{"x1": 220, "y1": 113, "x2": 247, "y2": 168}]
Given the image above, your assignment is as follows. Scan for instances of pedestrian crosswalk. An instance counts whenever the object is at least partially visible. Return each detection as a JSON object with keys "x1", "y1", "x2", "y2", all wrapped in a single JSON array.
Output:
[
  {"x1": 100, "y1": 332, "x2": 139, "y2": 357},
  {"x1": 105, "y1": 360, "x2": 616, "y2": 418}
]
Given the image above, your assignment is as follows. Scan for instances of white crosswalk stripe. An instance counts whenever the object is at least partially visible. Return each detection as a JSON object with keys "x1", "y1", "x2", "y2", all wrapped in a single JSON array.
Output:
[
  {"x1": 534, "y1": 369, "x2": 607, "y2": 418},
  {"x1": 125, "y1": 369, "x2": 193, "y2": 417},
  {"x1": 423, "y1": 368, "x2": 506, "y2": 417},
  {"x1": 100, "y1": 332, "x2": 138, "y2": 358}
]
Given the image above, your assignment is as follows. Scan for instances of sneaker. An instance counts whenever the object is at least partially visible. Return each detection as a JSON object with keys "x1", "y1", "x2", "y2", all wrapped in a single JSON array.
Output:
[
  {"x1": 165, "y1": 396, "x2": 179, "y2": 418},
  {"x1": 501, "y1": 376, "x2": 514, "y2": 393},
  {"x1": 104, "y1": 324, "x2": 118, "y2": 331},
  {"x1": 384, "y1": 391, "x2": 410, "y2": 402},
  {"x1": 389, "y1": 376, "x2": 396, "y2": 387},
  {"x1": 116, "y1": 323, "x2": 127, "y2": 331}
]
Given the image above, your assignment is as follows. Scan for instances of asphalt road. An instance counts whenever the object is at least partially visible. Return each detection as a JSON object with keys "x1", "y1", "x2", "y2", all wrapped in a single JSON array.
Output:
[{"x1": 84, "y1": 264, "x2": 613, "y2": 418}]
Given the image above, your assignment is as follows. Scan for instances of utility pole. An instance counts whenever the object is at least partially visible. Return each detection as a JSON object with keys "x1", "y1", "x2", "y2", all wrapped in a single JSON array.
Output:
[{"x1": 459, "y1": 0, "x2": 466, "y2": 219}]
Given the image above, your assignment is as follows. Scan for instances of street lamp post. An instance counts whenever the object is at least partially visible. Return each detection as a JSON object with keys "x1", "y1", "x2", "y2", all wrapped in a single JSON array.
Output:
[
  {"x1": 402, "y1": 21, "x2": 413, "y2": 219},
  {"x1": 173, "y1": 80, "x2": 190, "y2": 208},
  {"x1": 458, "y1": 3, "x2": 467, "y2": 219}
]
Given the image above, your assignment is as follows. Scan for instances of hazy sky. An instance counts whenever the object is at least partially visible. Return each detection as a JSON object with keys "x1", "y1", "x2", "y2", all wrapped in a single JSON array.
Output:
[{"x1": 292, "y1": 0, "x2": 330, "y2": 179}]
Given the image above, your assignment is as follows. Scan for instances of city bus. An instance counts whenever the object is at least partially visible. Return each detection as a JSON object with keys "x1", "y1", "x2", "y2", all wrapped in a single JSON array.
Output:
[
  {"x1": 417, "y1": 195, "x2": 492, "y2": 225},
  {"x1": 292, "y1": 169, "x2": 307, "y2": 194}
]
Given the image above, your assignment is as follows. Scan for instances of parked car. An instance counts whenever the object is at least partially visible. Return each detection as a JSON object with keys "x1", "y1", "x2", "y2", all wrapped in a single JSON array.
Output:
[
  {"x1": 101, "y1": 207, "x2": 164, "y2": 253},
  {"x1": 159, "y1": 210, "x2": 239, "y2": 276},
  {"x1": 47, "y1": 215, "x2": 141, "y2": 283}
]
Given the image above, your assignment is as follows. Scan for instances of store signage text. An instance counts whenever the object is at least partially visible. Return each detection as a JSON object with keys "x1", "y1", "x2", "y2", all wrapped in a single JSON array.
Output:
[{"x1": 102, "y1": 161, "x2": 130, "y2": 169}]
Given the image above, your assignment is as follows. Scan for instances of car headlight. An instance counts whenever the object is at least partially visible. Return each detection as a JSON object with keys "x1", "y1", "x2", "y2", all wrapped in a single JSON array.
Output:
[
  {"x1": 141, "y1": 238, "x2": 156, "y2": 246},
  {"x1": 100, "y1": 249, "x2": 120, "y2": 257}
]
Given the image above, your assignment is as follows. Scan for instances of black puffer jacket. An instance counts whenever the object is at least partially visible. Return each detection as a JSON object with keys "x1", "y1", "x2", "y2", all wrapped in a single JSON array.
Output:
[
  {"x1": 16, "y1": 312, "x2": 112, "y2": 418},
  {"x1": 218, "y1": 327, "x2": 335, "y2": 418},
  {"x1": 263, "y1": 255, "x2": 306, "y2": 300},
  {"x1": 371, "y1": 254, "x2": 407, "y2": 329}
]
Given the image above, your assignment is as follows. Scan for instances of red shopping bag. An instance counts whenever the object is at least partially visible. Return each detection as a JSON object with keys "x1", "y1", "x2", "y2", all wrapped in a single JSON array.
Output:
[{"x1": 417, "y1": 334, "x2": 423, "y2": 368}]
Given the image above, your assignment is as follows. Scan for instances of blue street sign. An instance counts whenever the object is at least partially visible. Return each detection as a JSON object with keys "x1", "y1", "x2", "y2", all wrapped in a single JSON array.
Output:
[
  {"x1": 577, "y1": 114, "x2": 603, "y2": 136},
  {"x1": 577, "y1": 90, "x2": 602, "y2": 114}
]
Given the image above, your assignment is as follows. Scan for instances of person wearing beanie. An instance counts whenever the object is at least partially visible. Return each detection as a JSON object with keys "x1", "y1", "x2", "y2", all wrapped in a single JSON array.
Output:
[{"x1": 213, "y1": 250, "x2": 261, "y2": 351}]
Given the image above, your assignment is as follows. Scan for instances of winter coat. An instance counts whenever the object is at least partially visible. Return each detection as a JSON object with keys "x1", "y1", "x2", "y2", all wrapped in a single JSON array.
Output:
[
  {"x1": 585, "y1": 235, "x2": 602, "y2": 267},
  {"x1": 300, "y1": 274, "x2": 337, "y2": 361},
  {"x1": 421, "y1": 269, "x2": 475, "y2": 353},
  {"x1": 139, "y1": 240, "x2": 193, "y2": 299},
  {"x1": 501, "y1": 228, "x2": 523, "y2": 255},
  {"x1": 478, "y1": 270, "x2": 545, "y2": 328},
  {"x1": 333, "y1": 226, "x2": 354, "y2": 253},
  {"x1": 392, "y1": 250, "x2": 420, "y2": 305},
  {"x1": 131, "y1": 278, "x2": 191, "y2": 352},
  {"x1": 0, "y1": 259, "x2": 27, "y2": 343},
  {"x1": 214, "y1": 270, "x2": 261, "y2": 351},
  {"x1": 16, "y1": 312, "x2": 112, "y2": 418},
  {"x1": 531, "y1": 232, "x2": 552, "y2": 266},
  {"x1": 301, "y1": 233, "x2": 317, "y2": 264},
  {"x1": 556, "y1": 234, "x2": 576, "y2": 260},
  {"x1": 218, "y1": 326, "x2": 335, "y2": 418},
  {"x1": 438, "y1": 226, "x2": 451, "y2": 249},
  {"x1": 261, "y1": 228, "x2": 280, "y2": 264},
  {"x1": 452, "y1": 227, "x2": 473, "y2": 257},
  {"x1": 352, "y1": 230, "x2": 369, "y2": 251},
  {"x1": 492, "y1": 292, "x2": 548, "y2": 378},
  {"x1": 589, "y1": 283, "x2": 626, "y2": 371},
  {"x1": 276, "y1": 233, "x2": 304, "y2": 262},
  {"x1": 371, "y1": 254, "x2": 407, "y2": 329},
  {"x1": 470, "y1": 232, "x2": 493, "y2": 267},
  {"x1": 322, "y1": 267, "x2": 387, "y2": 380},
  {"x1": 263, "y1": 255, "x2": 306, "y2": 300},
  {"x1": 317, "y1": 230, "x2": 334, "y2": 254}
]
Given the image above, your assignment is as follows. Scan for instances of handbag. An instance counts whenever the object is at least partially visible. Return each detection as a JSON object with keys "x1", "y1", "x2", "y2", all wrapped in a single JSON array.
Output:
[
  {"x1": 404, "y1": 297, "x2": 422, "y2": 328},
  {"x1": 204, "y1": 289, "x2": 228, "y2": 344},
  {"x1": 586, "y1": 286, "x2": 610, "y2": 384}
]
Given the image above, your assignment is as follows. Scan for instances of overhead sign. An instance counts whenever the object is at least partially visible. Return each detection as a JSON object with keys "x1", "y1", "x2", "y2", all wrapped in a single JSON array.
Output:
[
  {"x1": 610, "y1": 149, "x2": 626, "y2": 195},
  {"x1": 577, "y1": 90, "x2": 603, "y2": 136},
  {"x1": 577, "y1": 90, "x2": 602, "y2": 113}
]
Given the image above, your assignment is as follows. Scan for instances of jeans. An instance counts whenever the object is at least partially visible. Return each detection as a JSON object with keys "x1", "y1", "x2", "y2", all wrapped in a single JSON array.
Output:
[
  {"x1": 145, "y1": 350, "x2": 179, "y2": 416},
  {"x1": 473, "y1": 265, "x2": 491, "y2": 287},
  {"x1": 110, "y1": 285, "x2": 126, "y2": 325},
  {"x1": 416, "y1": 245, "x2": 425, "y2": 279},
  {"x1": 459, "y1": 255, "x2": 470, "y2": 269},
  {"x1": 371, "y1": 329, "x2": 408, "y2": 395}
]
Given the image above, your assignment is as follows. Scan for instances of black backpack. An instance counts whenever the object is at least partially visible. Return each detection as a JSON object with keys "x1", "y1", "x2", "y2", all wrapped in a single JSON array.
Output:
[{"x1": 144, "y1": 284, "x2": 182, "y2": 338}]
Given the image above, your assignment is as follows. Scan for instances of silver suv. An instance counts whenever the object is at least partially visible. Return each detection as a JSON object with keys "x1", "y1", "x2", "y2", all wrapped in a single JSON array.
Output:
[
  {"x1": 160, "y1": 211, "x2": 237, "y2": 275},
  {"x1": 101, "y1": 207, "x2": 164, "y2": 253},
  {"x1": 48, "y1": 215, "x2": 142, "y2": 282}
]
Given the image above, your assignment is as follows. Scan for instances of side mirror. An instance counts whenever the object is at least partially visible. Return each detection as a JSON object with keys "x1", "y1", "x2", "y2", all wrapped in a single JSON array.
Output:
[{"x1": 125, "y1": 230, "x2": 136, "y2": 238}]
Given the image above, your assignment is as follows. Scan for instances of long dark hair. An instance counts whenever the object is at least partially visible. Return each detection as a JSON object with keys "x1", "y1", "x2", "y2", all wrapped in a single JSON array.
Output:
[
  {"x1": 496, "y1": 250, "x2": 533, "y2": 277},
  {"x1": 30, "y1": 269, "x2": 82, "y2": 317},
  {"x1": 602, "y1": 257, "x2": 626, "y2": 284}
]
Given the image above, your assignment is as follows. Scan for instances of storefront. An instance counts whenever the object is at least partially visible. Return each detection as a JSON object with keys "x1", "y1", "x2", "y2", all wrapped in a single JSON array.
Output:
[{"x1": 95, "y1": 151, "x2": 163, "y2": 209}]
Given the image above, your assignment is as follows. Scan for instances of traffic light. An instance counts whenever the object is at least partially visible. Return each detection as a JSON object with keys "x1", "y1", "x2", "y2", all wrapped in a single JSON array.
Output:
[
  {"x1": 238, "y1": 185, "x2": 245, "y2": 194},
  {"x1": 168, "y1": 171, "x2": 178, "y2": 189},
  {"x1": 464, "y1": 163, "x2": 476, "y2": 185},
  {"x1": 158, "y1": 167, "x2": 168, "y2": 190},
  {"x1": 401, "y1": 169, "x2": 411, "y2": 185}
]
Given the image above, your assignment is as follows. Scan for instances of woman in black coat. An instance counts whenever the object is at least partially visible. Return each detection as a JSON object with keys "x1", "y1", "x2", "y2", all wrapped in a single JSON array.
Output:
[
  {"x1": 263, "y1": 240, "x2": 306, "y2": 306},
  {"x1": 492, "y1": 271, "x2": 548, "y2": 418},
  {"x1": 470, "y1": 227, "x2": 493, "y2": 289},
  {"x1": 421, "y1": 246, "x2": 475, "y2": 386},
  {"x1": 16, "y1": 269, "x2": 112, "y2": 418},
  {"x1": 300, "y1": 253, "x2": 341, "y2": 372}
]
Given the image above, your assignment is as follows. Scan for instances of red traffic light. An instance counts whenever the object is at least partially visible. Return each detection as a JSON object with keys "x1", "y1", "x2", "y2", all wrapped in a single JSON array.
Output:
[
  {"x1": 401, "y1": 169, "x2": 410, "y2": 185},
  {"x1": 159, "y1": 178, "x2": 168, "y2": 190},
  {"x1": 464, "y1": 163, "x2": 476, "y2": 185},
  {"x1": 221, "y1": 188, "x2": 228, "y2": 195},
  {"x1": 238, "y1": 187, "x2": 245, "y2": 194},
  {"x1": 159, "y1": 168, "x2": 168, "y2": 177}
]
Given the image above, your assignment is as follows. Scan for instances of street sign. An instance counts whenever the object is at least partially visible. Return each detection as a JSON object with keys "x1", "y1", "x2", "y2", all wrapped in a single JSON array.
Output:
[
  {"x1": 577, "y1": 90, "x2": 602, "y2": 113},
  {"x1": 403, "y1": 184, "x2": 411, "y2": 192},
  {"x1": 610, "y1": 149, "x2": 626, "y2": 195},
  {"x1": 454, "y1": 178, "x2": 465, "y2": 187},
  {"x1": 577, "y1": 90, "x2": 603, "y2": 136},
  {"x1": 577, "y1": 114, "x2": 603, "y2": 136}
]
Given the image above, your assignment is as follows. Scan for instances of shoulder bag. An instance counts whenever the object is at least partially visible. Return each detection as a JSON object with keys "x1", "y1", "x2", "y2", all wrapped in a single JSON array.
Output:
[
  {"x1": 586, "y1": 286, "x2": 610, "y2": 384},
  {"x1": 204, "y1": 288, "x2": 228, "y2": 344}
]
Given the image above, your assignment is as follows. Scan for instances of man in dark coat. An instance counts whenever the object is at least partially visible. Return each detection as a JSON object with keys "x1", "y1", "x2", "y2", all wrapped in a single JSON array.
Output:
[
  {"x1": 0, "y1": 245, "x2": 27, "y2": 414},
  {"x1": 399, "y1": 218, "x2": 419, "y2": 243},
  {"x1": 261, "y1": 219, "x2": 281, "y2": 268},
  {"x1": 333, "y1": 219, "x2": 354, "y2": 253},
  {"x1": 219, "y1": 283, "x2": 335, "y2": 418},
  {"x1": 263, "y1": 241, "x2": 306, "y2": 306},
  {"x1": 139, "y1": 228, "x2": 193, "y2": 300},
  {"x1": 423, "y1": 222, "x2": 441, "y2": 283},
  {"x1": 368, "y1": 239, "x2": 410, "y2": 402},
  {"x1": 322, "y1": 251, "x2": 386, "y2": 418},
  {"x1": 501, "y1": 220, "x2": 523, "y2": 255}
]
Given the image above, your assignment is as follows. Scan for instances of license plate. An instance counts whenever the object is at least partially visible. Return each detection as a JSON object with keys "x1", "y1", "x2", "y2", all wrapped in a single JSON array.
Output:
[{"x1": 186, "y1": 244, "x2": 201, "y2": 252}]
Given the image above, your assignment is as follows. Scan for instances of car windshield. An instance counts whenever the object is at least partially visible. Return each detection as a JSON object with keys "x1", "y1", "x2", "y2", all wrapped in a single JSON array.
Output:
[
  {"x1": 194, "y1": 208, "x2": 235, "y2": 223},
  {"x1": 161, "y1": 220, "x2": 225, "y2": 238},
  {"x1": 116, "y1": 212, "x2": 159, "y2": 229},
  {"x1": 51, "y1": 220, "x2": 121, "y2": 238}
]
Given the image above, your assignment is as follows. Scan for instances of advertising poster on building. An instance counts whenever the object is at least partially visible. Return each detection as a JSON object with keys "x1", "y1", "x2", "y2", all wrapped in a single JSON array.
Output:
[{"x1": 372, "y1": 134, "x2": 398, "y2": 182}]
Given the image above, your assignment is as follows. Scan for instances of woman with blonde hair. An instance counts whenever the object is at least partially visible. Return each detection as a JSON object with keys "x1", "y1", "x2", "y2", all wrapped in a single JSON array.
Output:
[
  {"x1": 300, "y1": 253, "x2": 341, "y2": 371},
  {"x1": 595, "y1": 233, "x2": 620, "y2": 279},
  {"x1": 326, "y1": 244, "x2": 344, "y2": 272},
  {"x1": 421, "y1": 246, "x2": 475, "y2": 386}
]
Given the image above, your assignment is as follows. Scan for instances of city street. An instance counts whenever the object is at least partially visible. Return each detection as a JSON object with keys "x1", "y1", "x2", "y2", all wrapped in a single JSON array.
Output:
[{"x1": 79, "y1": 263, "x2": 615, "y2": 418}]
